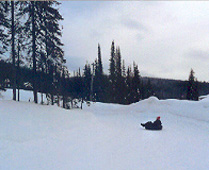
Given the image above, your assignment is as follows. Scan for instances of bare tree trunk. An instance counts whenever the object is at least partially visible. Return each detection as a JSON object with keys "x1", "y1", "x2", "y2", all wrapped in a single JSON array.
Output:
[
  {"x1": 32, "y1": 1, "x2": 37, "y2": 103},
  {"x1": 17, "y1": 40, "x2": 20, "y2": 101},
  {"x1": 11, "y1": 1, "x2": 16, "y2": 101}
]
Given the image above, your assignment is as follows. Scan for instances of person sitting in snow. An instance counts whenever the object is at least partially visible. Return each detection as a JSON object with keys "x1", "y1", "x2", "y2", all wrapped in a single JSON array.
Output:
[
  {"x1": 153, "y1": 116, "x2": 162, "y2": 128},
  {"x1": 141, "y1": 116, "x2": 162, "y2": 130}
]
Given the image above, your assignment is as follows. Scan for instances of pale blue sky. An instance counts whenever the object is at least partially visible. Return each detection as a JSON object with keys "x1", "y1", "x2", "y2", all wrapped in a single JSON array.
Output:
[{"x1": 59, "y1": 1, "x2": 209, "y2": 81}]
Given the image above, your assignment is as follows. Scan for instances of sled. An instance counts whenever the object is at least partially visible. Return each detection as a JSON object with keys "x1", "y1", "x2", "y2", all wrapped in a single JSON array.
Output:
[
  {"x1": 145, "y1": 126, "x2": 163, "y2": 130},
  {"x1": 141, "y1": 122, "x2": 163, "y2": 130}
]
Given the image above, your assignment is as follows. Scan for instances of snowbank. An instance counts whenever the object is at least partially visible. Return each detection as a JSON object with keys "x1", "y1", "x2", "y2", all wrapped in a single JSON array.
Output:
[{"x1": 0, "y1": 90, "x2": 209, "y2": 170}]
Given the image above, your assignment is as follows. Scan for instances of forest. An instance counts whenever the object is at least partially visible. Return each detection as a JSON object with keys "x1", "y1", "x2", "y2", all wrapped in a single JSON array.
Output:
[{"x1": 0, "y1": 1, "x2": 208, "y2": 108}]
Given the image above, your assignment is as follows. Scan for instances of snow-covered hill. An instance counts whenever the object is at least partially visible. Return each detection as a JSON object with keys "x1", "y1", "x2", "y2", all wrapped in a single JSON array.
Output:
[{"x1": 0, "y1": 90, "x2": 209, "y2": 170}]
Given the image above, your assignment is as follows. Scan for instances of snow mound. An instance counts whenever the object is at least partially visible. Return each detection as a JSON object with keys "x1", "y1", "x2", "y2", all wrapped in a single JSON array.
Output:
[
  {"x1": 199, "y1": 94, "x2": 209, "y2": 102},
  {"x1": 144, "y1": 96, "x2": 159, "y2": 104}
]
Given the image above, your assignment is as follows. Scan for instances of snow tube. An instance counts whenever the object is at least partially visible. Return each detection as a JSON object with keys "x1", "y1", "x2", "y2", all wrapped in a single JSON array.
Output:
[
  {"x1": 145, "y1": 126, "x2": 163, "y2": 130},
  {"x1": 142, "y1": 121, "x2": 163, "y2": 130}
]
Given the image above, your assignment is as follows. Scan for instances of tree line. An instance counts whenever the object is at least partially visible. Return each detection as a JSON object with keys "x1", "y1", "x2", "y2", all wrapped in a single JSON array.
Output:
[
  {"x1": 0, "y1": 1, "x2": 205, "y2": 108},
  {"x1": 73, "y1": 42, "x2": 203, "y2": 104}
]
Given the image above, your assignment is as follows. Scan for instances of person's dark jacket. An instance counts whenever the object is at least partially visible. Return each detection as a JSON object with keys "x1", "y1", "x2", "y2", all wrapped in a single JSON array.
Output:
[{"x1": 153, "y1": 119, "x2": 162, "y2": 128}]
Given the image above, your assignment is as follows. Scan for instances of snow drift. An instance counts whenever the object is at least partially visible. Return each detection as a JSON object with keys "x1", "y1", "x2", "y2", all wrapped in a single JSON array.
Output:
[{"x1": 0, "y1": 90, "x2": 209, "y2": 170}]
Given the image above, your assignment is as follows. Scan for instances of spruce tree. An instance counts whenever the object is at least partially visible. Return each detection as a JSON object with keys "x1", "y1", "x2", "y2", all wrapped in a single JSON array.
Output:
[
  {"x1": 122, "y1": 60, "x2": 126, "y2": 77},
  {"x1": 93, "y1": 59, "x2": 99, "y2": 101},
  {"x1": 93, "y1": 44, "x2": 105, "y2": 102},
  {"x1": 115, "y1": 47, "x2": 125, "y2": 103},
  {"x1": 145, "y1": 79, "x2": 153, "y2": 99},
  {"x1": 0, "y1": 2, "x2": 9, "y2": 92},
  {"x1": 125, "y1": 66, "x2": 133, "y2": 104},
  {"x1": 109, "y1": 41, "x2": 116, "y2": 82},
  {"x1": 115, "y1": 47, "x2": 122, "y2": 78},
  {"x1": 109, "y1": 41, "x2": 116, "y2": 102},
  {"x1": 132, "y1": 62, "x2": 141, "y2": 102},
  {"x1": 0, "y1": 2, "x2": 9, "y2": 56},
  {"x1": 97, "y1": 43, "x2": 103, "y2": 75},
  {"x1": 40, "y1": 1, "x2": 64, "y2": 105},
  {"x1": 187, "y1": 69, "x2": 199, "y2": 101},
  {"x1": 21, "y1": 1, "x2": 64, "y2": 103},
  {"x1": 83, "y1": 63, "x2": 92, "y2": 101},
  {"x1": 39, "y1": 1, "x2": 64, "y2": 67},
  {"x1": 61, "y1": 66, "x2": 67, "y2": 108}
]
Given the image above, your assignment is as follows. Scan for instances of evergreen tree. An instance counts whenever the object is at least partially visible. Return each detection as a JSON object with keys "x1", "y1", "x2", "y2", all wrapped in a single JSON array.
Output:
[
  {"x1": 94, "y1": 44, "x2": 105, "y2": 102},
  {"x1": 97, "y1": 43, "x2": 103, "y2": 75},
  {"x1": 115, "y1": 47, "x2": 122, "y2": 78},
  {"x1": 125, "y1": 66, "x2": 133, "y2": 104},
  {"x1": 90, "y1": 62, "x2": 95, "y2": 101},
  {"x1": 187, "y1": 69, "x2": 199, "y2": 101},
  {"x1": 115, "y1": 47, "x2": 126, "y2": 103},
  {"x1": 109, "y1": 41, "x2": 115, "y2": 79},
  {"x1": 0, "y1": 60, "x2": 12, "y2": 91},
  {"x1": 132, "y1": 62, "x2": 141, "y2": 102},
  {"x1": 61, "y1": 65, "x2": 68, "y2": 108},
  {"x1": 93, "y1": 59, "x2": 100, "y2": 101},
  {"x1": 0, "y1": 2, "x2": 9, "y2": 56},
  {"x1": 121, "y1": 59, "x2": 127, "y2": 103},
  {"x1": 75, "y1": 68, "x2": 84, "y2": 103},
  {"x1": 122, "y1": 60, "x2": 126, "y2": 77},
  {"x1": 93, "y1": 59, "x2": 98, "y2": 99},
  {"x1": 39, "y1": 1, "x2": 64, "y2": 105},
  {"x1": 83, "y1": 63, "x2": 92, "y2": 101},
  {"x1": 145, "y1": 79, "x2": 153, "y2": 98},
  {"x1": 109, "y1": 41, "x2": 116, "y2": 102},
  {"x1": 21, "y1": 1, "x2": 64, "y2": 103},
  {"x1": 47, "y1": 64, "x2": 55, "y2": 105},
  {"x1": 38, "y1": 1, "x2": 64, "y2": 68},
  {"x1": 0, "y1": 2, "x2": 9, "y2": 91}
]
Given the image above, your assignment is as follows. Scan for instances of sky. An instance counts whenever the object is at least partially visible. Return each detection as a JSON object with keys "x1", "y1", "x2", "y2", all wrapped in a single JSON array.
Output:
[{"x1": 59, "y1": 1, "x2": 209, "y2": 82}]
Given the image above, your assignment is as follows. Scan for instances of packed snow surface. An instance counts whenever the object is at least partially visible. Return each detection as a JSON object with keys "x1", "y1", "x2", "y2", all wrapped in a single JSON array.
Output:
[{"x1": 0, "y1": 90, "x2": 209, "y2": 170}]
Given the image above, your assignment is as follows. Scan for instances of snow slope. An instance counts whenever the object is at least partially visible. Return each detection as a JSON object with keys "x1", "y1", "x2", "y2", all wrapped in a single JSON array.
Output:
[{"x1": 0, "y1": 90, "x2": 209, "y2": 170}]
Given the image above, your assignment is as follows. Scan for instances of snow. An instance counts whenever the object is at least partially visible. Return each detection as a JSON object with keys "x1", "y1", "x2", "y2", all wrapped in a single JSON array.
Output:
[
  {"x1": 0, "y1": 89, "x2": 46, "y2": 103},
  {"x1": 0, "y1": 89, "x2": 209, "y2": 170}
]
